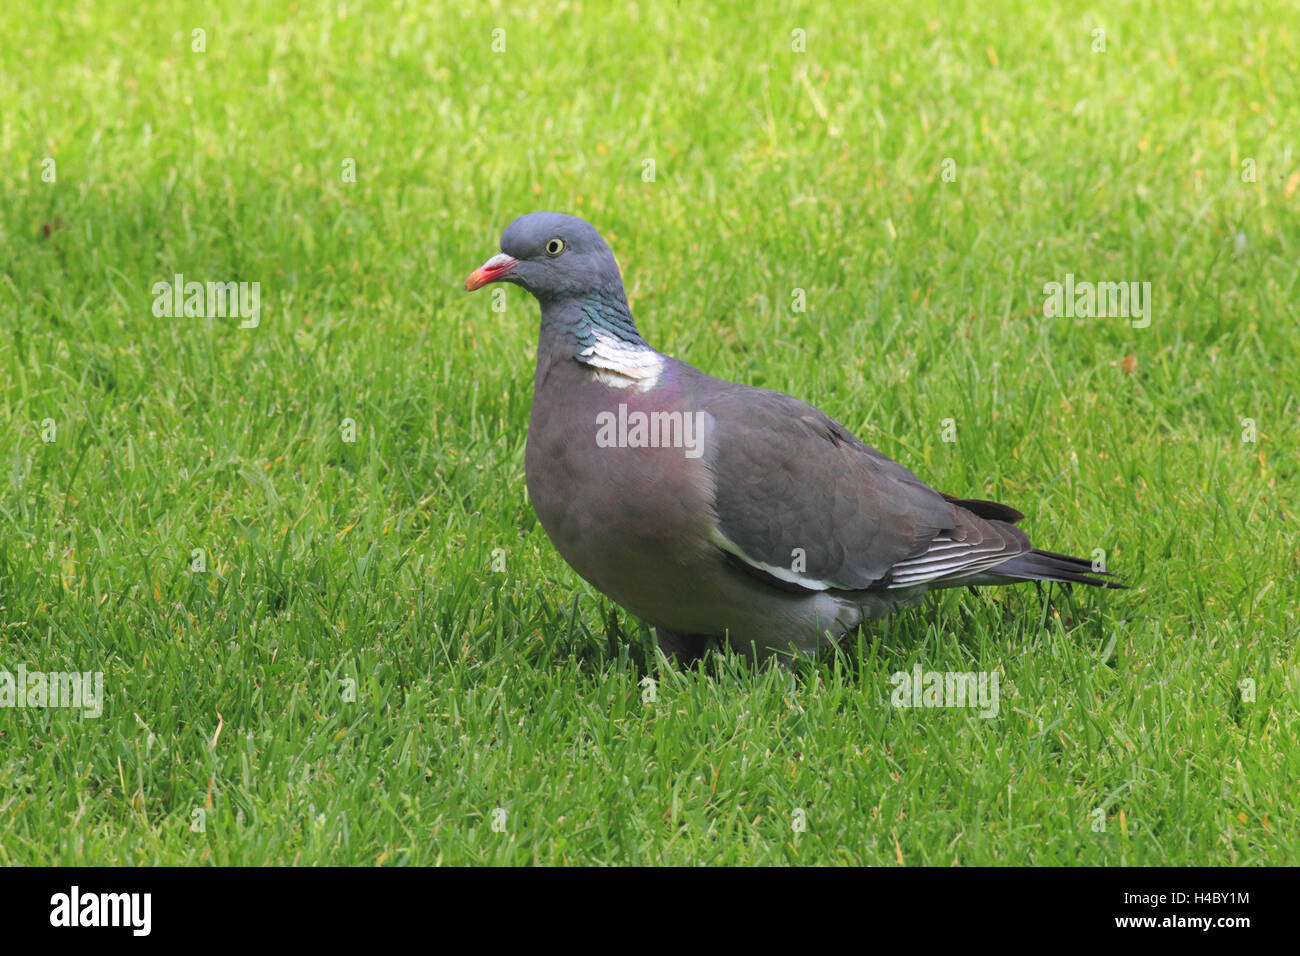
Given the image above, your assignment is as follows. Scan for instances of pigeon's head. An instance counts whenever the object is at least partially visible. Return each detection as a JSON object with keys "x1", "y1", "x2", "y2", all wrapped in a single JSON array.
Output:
[{"x1": 465, "y1": 212, "x2": 623, "y2": 302}]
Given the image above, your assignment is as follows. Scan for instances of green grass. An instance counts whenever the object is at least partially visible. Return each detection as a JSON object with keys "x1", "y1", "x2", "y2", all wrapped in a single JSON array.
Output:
[{"x1": 1, "y1": 0, "x2": 1297, "y2": 865}]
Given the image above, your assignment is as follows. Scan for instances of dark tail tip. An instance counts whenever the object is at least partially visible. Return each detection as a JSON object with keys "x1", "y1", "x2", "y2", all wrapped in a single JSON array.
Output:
[{"x1": 993, "y1": 549, "x2": 1130, "y2": 589}]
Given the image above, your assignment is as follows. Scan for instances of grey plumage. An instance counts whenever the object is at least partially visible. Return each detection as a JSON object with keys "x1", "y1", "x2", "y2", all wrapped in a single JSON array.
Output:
[{"x1": 466, "y1": 212, "x2": 1124, "y2": 661}]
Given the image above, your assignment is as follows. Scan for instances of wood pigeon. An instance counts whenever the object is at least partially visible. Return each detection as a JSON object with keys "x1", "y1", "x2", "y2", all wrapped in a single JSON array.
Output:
[{"x1": 466, "y1": 212, "x2": 1123, "y2": 661}]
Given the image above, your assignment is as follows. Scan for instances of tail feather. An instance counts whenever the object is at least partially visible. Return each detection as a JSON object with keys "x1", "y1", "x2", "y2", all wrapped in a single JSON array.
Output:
[
  {"x1": 940, "y1": 494, "x2": 1026, "y2": 525},
  {"x1": 990, "y1": 548, "x2": 1128, "y2": 589}
]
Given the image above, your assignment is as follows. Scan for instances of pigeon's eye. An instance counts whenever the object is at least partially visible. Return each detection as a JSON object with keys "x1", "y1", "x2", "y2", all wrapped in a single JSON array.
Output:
[{"x1": 544, "y1": 238, "x2": 565, "y2": 257}]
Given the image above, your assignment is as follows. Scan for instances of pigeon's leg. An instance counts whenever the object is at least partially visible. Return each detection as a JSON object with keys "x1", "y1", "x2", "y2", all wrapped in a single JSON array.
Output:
[{"x1": 654, "y1": 628, "x2": 714, "y2": 668}]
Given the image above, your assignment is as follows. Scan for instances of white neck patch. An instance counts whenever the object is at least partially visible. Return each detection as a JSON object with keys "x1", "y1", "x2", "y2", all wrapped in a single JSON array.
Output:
[{"x1": 579, "y1": 328, "x2": 663, "y2": 391}]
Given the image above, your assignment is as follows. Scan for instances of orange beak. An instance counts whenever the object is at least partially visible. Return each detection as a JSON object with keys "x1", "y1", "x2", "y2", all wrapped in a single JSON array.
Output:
[{"x1": 465, "y1": 253, "x2": 519, "y2": 291}]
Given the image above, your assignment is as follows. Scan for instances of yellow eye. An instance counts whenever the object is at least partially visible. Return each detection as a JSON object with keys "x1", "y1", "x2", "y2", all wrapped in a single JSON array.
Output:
[{"x1": 545, "y1": 238, "x2": 565, "y2": 257}]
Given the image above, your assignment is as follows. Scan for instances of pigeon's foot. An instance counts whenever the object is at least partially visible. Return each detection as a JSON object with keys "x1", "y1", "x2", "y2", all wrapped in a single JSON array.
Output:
[{"x1": 654, "y1": 628, "x2": 718, "y2": 668}]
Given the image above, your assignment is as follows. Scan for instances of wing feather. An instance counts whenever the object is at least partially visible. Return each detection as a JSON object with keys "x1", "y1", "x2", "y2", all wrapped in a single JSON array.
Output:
[{"x1": 694, "y1": 370, "x2": 955, "y2": 590}]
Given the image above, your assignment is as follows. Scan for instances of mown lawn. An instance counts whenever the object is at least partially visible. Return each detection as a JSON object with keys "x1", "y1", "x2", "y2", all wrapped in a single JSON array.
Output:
[{"x1": 0, "y1": 0, "x2": 1296, "y2": 864}]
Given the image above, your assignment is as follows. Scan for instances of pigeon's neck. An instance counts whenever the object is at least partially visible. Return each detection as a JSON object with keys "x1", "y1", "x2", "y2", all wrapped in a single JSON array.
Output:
[{"x1": 540, "y1": 288, "x2": 663, "y2": 390}]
